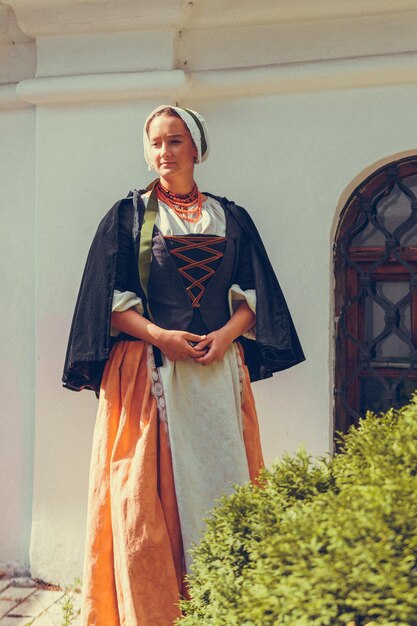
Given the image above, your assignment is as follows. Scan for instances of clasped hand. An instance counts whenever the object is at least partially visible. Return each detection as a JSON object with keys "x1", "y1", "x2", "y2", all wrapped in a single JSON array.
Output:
[{"x1": 156, "y1": 328, "x2": 233, "y2": 365}]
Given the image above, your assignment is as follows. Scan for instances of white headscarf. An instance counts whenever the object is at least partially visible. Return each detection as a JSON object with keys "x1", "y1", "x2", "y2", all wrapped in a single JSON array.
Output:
[{"x1": 143, "y1": 105, "x2": 210, "y2": 171}]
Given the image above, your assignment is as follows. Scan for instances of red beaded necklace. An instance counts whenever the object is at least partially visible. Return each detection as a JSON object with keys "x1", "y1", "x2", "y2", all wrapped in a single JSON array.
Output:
[{"x1": 156, "y1": 180, "x2": 203, "y2": 223}]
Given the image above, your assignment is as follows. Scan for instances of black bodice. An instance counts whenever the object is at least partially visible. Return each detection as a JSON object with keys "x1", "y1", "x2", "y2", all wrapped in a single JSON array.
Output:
[{"x1": 164, "y1": 234, "x2": 227, "y2": 308}]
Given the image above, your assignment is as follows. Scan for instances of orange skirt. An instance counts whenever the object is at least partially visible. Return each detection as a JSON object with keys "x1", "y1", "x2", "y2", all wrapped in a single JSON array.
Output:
[{"x1": 81, "y1": 340, "x2": 264, "y2": 626}]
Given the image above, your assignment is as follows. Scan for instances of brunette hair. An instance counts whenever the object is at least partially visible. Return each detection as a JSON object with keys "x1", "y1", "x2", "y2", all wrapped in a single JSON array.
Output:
[{"x1": 145, "y1": 107, "x2": 182, "y2": 135}]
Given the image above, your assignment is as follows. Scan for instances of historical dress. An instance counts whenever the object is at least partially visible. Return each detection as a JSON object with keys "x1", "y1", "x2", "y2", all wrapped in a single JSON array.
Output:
[{"x1": 62, "y1": 188, "x2": 305, "y2": 626}]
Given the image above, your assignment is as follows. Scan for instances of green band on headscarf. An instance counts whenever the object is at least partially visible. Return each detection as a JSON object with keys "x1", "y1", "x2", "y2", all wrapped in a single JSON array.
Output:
[{"x1": 185, "y1": 108, "x2": 207, "y2": 158}]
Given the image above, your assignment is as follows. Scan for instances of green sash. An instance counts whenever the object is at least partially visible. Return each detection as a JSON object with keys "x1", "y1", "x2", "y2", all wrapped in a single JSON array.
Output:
[{"x1": 138, "y1": 180, "x2": 159, "y2": 319}]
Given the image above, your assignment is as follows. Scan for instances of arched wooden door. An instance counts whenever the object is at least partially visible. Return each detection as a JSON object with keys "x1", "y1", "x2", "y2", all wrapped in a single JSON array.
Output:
[{"x1": 334, "y1": 156, "x2": 417, "y2": 436}]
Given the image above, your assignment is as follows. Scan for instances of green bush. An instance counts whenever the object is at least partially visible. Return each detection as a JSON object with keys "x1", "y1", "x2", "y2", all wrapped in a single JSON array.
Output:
[{"x1": 178, "y1": 400, "x2": 417, "y2": 626}]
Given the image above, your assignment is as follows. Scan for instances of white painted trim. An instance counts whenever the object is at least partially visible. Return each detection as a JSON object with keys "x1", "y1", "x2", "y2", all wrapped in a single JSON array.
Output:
[
  {"x1": 16, "y1": 70, "x2": 189, "y2": 105},
  {"x1": 7, "y1": 0, "x2": 417, "y2": 37},
  {"x1": 15, "y1": 51, "x2": 417, "y2": 107},
  {"x1": 0, "y1": 83, "x2": 32, "y2": 110},
  {"x1": 188, "y1": 52, "x2": 417, "y2": 98}
]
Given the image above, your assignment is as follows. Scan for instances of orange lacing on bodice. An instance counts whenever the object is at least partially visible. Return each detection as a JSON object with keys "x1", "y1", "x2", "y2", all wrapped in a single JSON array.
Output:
[{"x1": 164, "y1": 235, "x2": 226, "y2": 307}]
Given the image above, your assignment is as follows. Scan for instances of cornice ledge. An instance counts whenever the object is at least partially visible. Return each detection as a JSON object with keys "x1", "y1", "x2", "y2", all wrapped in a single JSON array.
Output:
[
  {"x1": 17, "y1": 70, "x2": 190, "y2": 105},
  {"x1": 15, "y1": 52, "x2": 417, "y2": 107},
  {"x1": 0, "y1": 83, "x2": 32, "y2": 109},
  {"x1": 6, "y1": 0, "x2": 417, "y2": 37},
  {"x1": 6, "y1": 0, "x2": 184, "y2": 36},
  {"x1": 189, "y1": 52, "x2": 417, "y2": 99}
]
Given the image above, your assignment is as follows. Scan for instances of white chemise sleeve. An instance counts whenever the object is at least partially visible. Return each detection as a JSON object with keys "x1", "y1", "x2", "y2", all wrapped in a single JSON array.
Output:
[
  {"x1": 228, "y1": 284, "x2": 256, "y2": 340},
  {"x1": 110, "y1": 289, "x2": 144, "y2": 337}
]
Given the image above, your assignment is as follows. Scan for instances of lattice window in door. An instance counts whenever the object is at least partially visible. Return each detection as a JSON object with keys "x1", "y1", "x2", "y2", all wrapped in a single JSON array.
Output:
[{"x1": 334, "y1": 156, "x2": 417, "y2": 436}]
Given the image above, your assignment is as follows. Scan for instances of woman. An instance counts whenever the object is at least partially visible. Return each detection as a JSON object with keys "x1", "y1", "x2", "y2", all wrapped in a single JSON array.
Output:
[{"x1": 63, "y1": 105, "x2": 305, "y2": 626}]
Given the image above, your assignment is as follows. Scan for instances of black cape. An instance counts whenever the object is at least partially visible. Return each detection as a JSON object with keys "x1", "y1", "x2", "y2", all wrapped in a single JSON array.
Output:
[{"x1": 62, "y1": 191, "x2": 305, "y2": 394}]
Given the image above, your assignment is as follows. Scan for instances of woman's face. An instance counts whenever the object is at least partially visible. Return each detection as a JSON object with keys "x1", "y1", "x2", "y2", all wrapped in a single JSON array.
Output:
[{"x1": 147, "y1": 114, "x2": 197, "y2": 182}]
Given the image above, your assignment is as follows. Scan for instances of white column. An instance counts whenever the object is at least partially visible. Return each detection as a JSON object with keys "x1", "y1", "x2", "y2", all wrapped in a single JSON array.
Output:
[{"x1": 0, "y1": 2, "x2": 35, "y2": 574}]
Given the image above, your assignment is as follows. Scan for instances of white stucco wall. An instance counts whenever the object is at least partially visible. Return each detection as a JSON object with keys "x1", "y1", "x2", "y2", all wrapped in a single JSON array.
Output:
[
  {"x1": 2, "y1": 0, "x2": 417, "y2": 585},
  {"x1": 0, "y1": 0, "x2": 36, "y2": 573},
  {"x1": 0, "y1": 106, "x2": 35, "y2": 570}
]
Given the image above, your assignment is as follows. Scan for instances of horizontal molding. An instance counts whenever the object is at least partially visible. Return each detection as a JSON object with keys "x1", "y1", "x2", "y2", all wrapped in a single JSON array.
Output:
[
  {"x1": 17, "y1": 70, "x2": 190, "y2": 105},
  {"x1": 179, "y1": 12, "x2": 417, "y2": 73},
  {"x1": 0, "y1": 83, "x2": 32, "y2": 110},
  {"x1": 12, "y1": 51, "x2": 417, "y2": 108},
  {"x1": 7, "y1": 0, "x2": 417, "y2": 37},
  {"x1": 189, "y1": 52, "x2": 417, "y2": 98},
  {"x1": 36, "y1": 31, "x2": 176, "y2": 79}
]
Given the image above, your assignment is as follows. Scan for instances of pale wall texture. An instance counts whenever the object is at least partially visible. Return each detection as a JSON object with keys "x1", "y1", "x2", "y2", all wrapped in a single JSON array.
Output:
[
  {"x1": 0, "y1": 107, "x2": 35, "y2": 569},
  {"x1": 2, "y1": 0, "x2": 417, "y2": 583}
]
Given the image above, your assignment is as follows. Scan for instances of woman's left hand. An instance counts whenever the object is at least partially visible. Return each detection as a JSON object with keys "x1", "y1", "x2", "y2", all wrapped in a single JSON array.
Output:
[{"x1": 193, "y1": 328, "x2": 233, "y2": 365}]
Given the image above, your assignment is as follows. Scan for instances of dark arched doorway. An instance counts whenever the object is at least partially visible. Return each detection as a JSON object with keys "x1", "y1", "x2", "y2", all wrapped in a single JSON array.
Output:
[{"x1": 334, "y1": 155, "x2": 417, "y2": 436}]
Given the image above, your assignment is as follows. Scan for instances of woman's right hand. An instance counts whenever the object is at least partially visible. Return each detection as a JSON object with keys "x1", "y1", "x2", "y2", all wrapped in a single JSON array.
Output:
[{"x1": 155, "y1": 329, "x2": 207, "y2": 361}]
